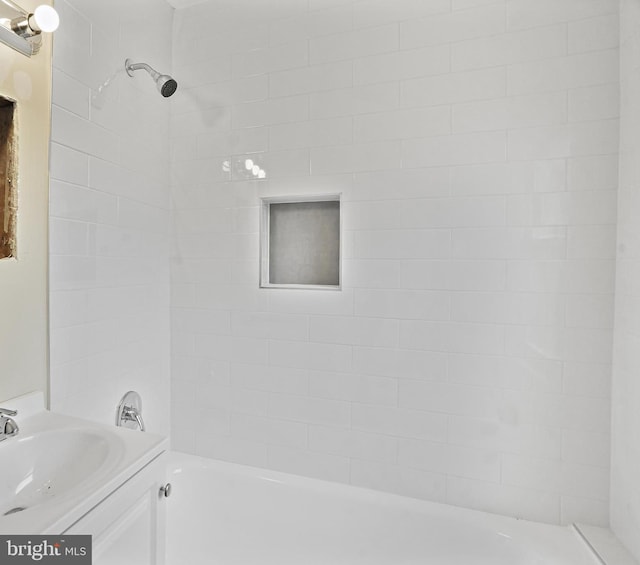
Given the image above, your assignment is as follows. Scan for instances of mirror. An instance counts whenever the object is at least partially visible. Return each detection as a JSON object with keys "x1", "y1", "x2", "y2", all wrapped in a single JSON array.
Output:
[
  {"x1": 0, "y1": 96, "x2": 16, "y2": 259},
  {"x1": 0, "y1": 1, "x2": 52, "y2": 403}
]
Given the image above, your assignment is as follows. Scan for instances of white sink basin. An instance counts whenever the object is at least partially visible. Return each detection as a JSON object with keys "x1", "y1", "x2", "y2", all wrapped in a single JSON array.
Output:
[{"x1": 0, "y1": 429, "x2": 121, "y2": 516}]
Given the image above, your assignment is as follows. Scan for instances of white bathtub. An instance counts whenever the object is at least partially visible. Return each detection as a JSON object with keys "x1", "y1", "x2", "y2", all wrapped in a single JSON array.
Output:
[{"x1": 165, "y1": 452, "x2": 600, "y2": 565}]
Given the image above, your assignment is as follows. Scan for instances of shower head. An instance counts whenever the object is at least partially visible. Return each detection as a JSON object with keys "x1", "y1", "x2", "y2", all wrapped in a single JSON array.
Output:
[{"x1": 125, "y1": 59, "x2": 178, "y2": 98}]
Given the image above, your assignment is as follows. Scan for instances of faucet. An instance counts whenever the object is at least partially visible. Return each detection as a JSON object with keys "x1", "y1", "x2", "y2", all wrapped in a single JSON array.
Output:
[
  {"x1": 116, "y1": 391, "x2": 146, "y2": 432},
  {"x1": 120, "y1": 405, "x2": 146, "y2": 432},
  {"x1": 0, "y1": 408, "x2": 18, "y2": 441}
]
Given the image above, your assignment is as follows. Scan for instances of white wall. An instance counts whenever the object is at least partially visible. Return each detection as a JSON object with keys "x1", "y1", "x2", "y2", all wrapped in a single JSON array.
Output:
[
  {"x1": 49, "y1": 0, "x2": 173, "y2": 434},
  {"x1": 170, "y1": 0, "x2": 619, "y2": 525},
  {"x1": 611, "y1": 0, "x2": 640, "y2": 559},
  {"x1": 0, "y1": 0, "x2": 52, "y2": 404}
]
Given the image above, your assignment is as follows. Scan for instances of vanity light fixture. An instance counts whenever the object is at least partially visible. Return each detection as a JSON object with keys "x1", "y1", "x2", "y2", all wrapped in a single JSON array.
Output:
[{"x1": 0, "y1": 1, "x2": 59, "y2": 57}]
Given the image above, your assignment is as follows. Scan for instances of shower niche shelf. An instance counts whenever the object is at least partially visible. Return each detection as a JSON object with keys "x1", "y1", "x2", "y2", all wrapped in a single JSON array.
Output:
[{"x1": 260, "y1": 194, "x2": 341, "y2": 290}]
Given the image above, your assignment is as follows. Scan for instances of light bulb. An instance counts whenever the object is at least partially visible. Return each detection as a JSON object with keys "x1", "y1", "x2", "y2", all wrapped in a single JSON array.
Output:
[
  {"x1": 245, "y1": 158, "x2": 254, "y2": 171},
  {"x1": 258, "y1": 170, "x2": 266, "y2": 179},
  {"x1": 30, "y1": 5, "x2": 59, "y2": 33}
]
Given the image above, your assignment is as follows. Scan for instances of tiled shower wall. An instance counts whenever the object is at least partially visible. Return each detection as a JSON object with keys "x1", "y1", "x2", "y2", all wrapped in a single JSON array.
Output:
[
  {"x1": 611, "y1": 0, "x2": 640, "y2": 560},
  {"x1": 170, "y1": 0, "x2": 619, "y2": 526},
  {"x1": 49, "y1": 0, "x2": 173, "y2": 434}
]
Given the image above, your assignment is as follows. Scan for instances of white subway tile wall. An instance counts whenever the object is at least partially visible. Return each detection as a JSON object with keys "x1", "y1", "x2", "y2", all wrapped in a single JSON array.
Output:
[
  {"x1": 170, "y1": 0, "x2": 618, "y2": 526},
  {"x1": 168, "y1": 0, "x2": 619, "y2": 525},
  {"x1": 611, "y1": 0, "x2": 640, "y2": 561},
  {"x1": 49, "y1": 0, "x2": 173, "y2": 433},
  {"x1": 47, "y1": 0, "x2": 620, "y2": 528}
]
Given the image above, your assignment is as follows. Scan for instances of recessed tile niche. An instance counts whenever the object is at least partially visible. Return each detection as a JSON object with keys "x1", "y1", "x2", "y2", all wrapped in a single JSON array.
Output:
[
  {"x1": 260, "y1": 196, "x2": 341, "y2": 289},
  {"x1": 0, "y1": 96, "x2": 17, "y2": 260}
]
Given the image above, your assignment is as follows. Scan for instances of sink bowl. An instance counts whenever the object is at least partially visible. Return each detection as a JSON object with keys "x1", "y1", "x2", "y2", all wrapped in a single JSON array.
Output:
[{"x1": 0, "y1": 428, "x2": 123, "y2": 516}]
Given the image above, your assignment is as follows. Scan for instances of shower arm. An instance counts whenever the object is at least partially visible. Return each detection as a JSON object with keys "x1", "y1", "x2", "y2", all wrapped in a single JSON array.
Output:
[{"x1": 126, "y1": 61, "x2": 158, "y2": 79}]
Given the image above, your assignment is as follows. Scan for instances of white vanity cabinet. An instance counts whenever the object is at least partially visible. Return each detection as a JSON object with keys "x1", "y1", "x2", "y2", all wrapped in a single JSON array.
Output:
[{"x1": 64, "y1": 452, "x2": 168, "y2": 565}]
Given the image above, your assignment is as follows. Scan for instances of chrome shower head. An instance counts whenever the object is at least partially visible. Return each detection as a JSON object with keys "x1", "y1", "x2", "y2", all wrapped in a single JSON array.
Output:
[{"x1": 125, "y1": 59, "x2": 178, "y2": 98}]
